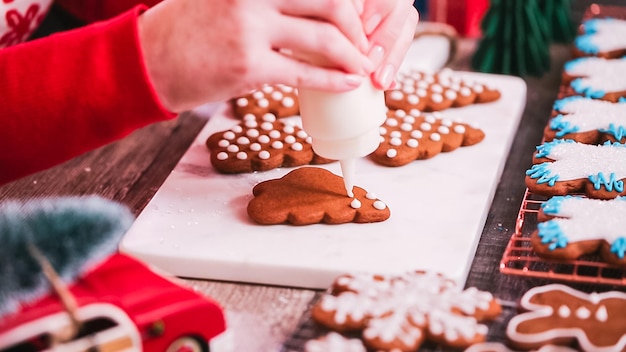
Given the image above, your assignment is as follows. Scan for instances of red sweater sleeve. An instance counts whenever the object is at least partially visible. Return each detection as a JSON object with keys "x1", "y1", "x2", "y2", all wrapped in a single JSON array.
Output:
[
  {"x1": 0, "y1": 5, "x2": 176, "y2": 185},
  {"x1": 55, "y1": 0, "x2": 162, "y2": 23}
]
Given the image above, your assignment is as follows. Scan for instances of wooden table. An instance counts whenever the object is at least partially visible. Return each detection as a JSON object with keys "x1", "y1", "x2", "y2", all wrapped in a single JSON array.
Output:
[{"x1": 3, "y1": 1, "x2": 625, "y2": 351}]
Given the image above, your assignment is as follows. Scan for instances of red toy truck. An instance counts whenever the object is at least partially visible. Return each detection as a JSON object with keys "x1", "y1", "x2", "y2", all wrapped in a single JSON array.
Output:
[{"x1": 0, "y1": 253, "x2": 227, "y2": 352}]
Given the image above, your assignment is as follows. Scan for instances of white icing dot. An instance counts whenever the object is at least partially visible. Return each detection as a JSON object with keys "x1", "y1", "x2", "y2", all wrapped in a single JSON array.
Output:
[
  {"x1": 386, "y1": 149, "x2": 397, "y2": 158},
  {"x1": 244, "y1": 120, "x2": 258, "y2": 128},
  {"x1": 425, "y1": 115, "x2": 437, "y2": 124},
  {"x1": 261, "y1": 122, "x2": 274, "y2": 131},
  {"x1": 373, "y1": 200, "x2": 386, "y2": 210},
  {"x1": 282, "y1": 97, "x2": 295, "y2": 108},
  {"x1": 350, "y1": 199, "x2": 362, "y2": 209},
  {"x1": 231, "y1": 125, "x2": 243, "y2": 133},
  {"x1": 257, "y1": 98, "x2": 269, "y2": 108},
  {"x1": 386, "y1": 119, "x2": 399, "y2": 127},
  {"x1": 236, "y1": 98, "x2": 249, "y2": 107},
  {"x1": 258, "y1": 135, "x2": 270, "y2": 144},
  {"x1": 420, "y1": 122, "x2": 432, "y2": 131},
  {"x1": 445, "y1": 90, "x2": 457, "y2": 100},
  {"x1": 438, "y1": 126, "x2": 450, "y2": 134},
  {"x1": 262, "y1": 113, "x2": 276, "y2": 122},
  {"x1": 390, "y1": 91, "x2": 403, "y2": 100},
  {"x1": 431, "y1": 94, "x2": 443, "y2": 103},
  {"x1": 284, "y1": 135, "x2": 296, "y2": 144},
  {"x1": 473, "y1": 84, "x2": 484, "y2": 93},
  {"x1": 407, "y1": 95, "x2": 420, "y2": 105},
  {"x1": 258, "y1": 150, "x2": 270, "y2": 159},
  {"x1": 283, "y1": 125, "x2": 295, "y2": 134},
  {"x1": 460, "y1": 87, "x2": 472, "y2": 96},
  {"x1": 410, "y1": 130, "x2": 423, "y2": 139},
  {"x1": 261, "y1": 86, "x2": 273, "y2": 93},
  {"x1": 237, "y1": 136, "x2": 250, "y2": 144},
  {"x1": 217, "y1": 152, "x2": 228, "y2": 160},
  {"x1": 407, "y1": 139, "x2": 419, "y2": 148},
  {"x1": 246, "y1": 129, "x2": 260, "y2": 138},
  {"x1": 223, "y1": 131, "x2": 236, "y2": 140},
  {"x1": 454, "y1": 125, "x2": 466, "y2": 134},
  {"x1": 441, "y1": 119, "x2": 453, "y2": 127},
  {"x1": 403, "y1": 116, "x2": 416, "y2": 124},
  {"x1": 272, "y1": 141, "x2": 283, "y2": 149},
  {"x1": 576, "y1": 307, "x2": 591, "y2": 319},
  {"x1": 390, "y1": 137, "x2": 402, "y2": 146},
  {"x1": 227, "y1": 145, "x2": 239, "y2": 153},
  {"x1": 296, "y1": 130, "x2": 308, "y2": 138},
  {"x1": 305, "y1": 136, "x2": 313, "y2": 144},
  {"x1": 431, "y1": 84, "x2": 443, "y2": 93},
  {"x1": 379, "y1": 126, "x2": 388, "y2": 135},
  {"x1": 250, "y1": 143, "x2": 262, "y2": 151},
  {"x1": 400, "y1": 123, "x2": 412, "y2": 132},
  {"x1": 394, "y1": 110, "x2": 407, "y2": 118},
  {"x1": 291, "y1": 142, "x2": 303, "y2": 151},
  {"x1": 595, "y1": 305, "x2": 608, "y2": 322},
  {"x1": 269, "y1": 130, "x2": 281, "y2": 139},
  {"x1": 218, "y1": 139, "x2": 229, "y2": 148},
  {"x1": 365, "y1": 192, "x2": 377, "y2": 200},
  {"x1": 390, "y1": 131, "x2": 402, "y2": 139},
  {"x1": 236, "y1": 151, "x2": 247, "y2": 160},
  {"x1": 558, "y1": 305, "x2": 571, "y2": 318},
  {"x1": 271, "y1": 91, "x2": 283, "y2": 100},
  {"x1": 430, "y1": 133, "x2": 441, "y2": 141},
  {"x1": 417, "y1": 88, "x2": 428, "y2": 97}
]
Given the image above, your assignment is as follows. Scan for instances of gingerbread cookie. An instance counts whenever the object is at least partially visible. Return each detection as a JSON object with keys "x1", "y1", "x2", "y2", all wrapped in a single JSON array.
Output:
[
  {"x1": 507, "y1": 284, "x2": 626, "y2": 352},
  {"x1": 530, "y1": 195, "x2": 626, "y2": 267},
  {"x1": 247, "y1": 167, "x2": 390, "y2": 225},
  {"x1": 370, "y1": 109, "x2": 485, "y2": 167},
  {"x1": 311, "y1": 270, "x2": 501, "y2": 351},
  {"x1": 205, "y1": 114, "x2": 333, "y2": 173},
  {"x1": 525, "y1": 139, "x2": 626, "y2": 199},
  {"x1": 385, "y1": 68, "x2": 501, "y2": 113},
  {"x1": 545, "y1": 96, "x2": 626, "y2": 144},
  {"x1": 230, "y1": 84, "x2": 299, "y2": 119},
  {"x1": 574, "y1": 18, "x2": 626, "y2": 59},
  {"x1": 304, "y1": 332, "x2": 366, "y2": 352},
  {"x1": 562, "y1": 57, "x2": 626, "y2": 102}
]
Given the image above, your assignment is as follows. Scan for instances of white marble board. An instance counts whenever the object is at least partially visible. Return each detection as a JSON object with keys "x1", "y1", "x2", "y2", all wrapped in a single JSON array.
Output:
[{"x1": 120, "y1": 72, "x2": 526, "y2": 289}]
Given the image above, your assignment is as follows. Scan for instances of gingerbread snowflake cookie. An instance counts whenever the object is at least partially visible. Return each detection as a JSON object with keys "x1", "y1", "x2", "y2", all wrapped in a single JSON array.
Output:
[
  {"x1": 530, "y1": 195, "x2": 626, "y2": 267},
  {"x1": 311, "y1": 270, "x2": 501, "y2": 351},
  {"x1": 385, "y1": 68, "x2": 501, "y2": 113},
  {"x1": 507, "y1": 284, "x2": 626, "y2": 352},
  {"x1": 230, "y1": 84, "x2": 299, "y2": 119},
  {"x1": 545, "y1": 96, "x2": 626, "y2": 144},
  {"x1": 247, "y1": 167, "x2": 390, "y2": 225},
  {"x1": 370, "y1": 109, "x2": 485, "y2": 167},
  {"x1": 574, "y1": 18, "x2": 626, "y2": 59},
  {"x1": 562, "y1": 57, "x2": 626, "y2": 102},
  {"x1": 205, "y1": 113, "x2": 333, "y2": 173},
  {"x1": 525, "y1": 139, "x2": 626, "y2": 199}
]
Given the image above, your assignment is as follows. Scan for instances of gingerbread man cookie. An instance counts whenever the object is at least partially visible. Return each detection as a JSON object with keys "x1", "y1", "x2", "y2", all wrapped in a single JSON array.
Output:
[
  {"x1": 562, "y1": 57, "x2": 626, "y2": 102},
  {"x1": 311, "y1": 270, "x2": 501, "y2": 351},
  {"x1": 205, "y1": 114, "x2": 333, "y2": 173},
  {"x1": 230, "y1": 84, "x2": 299, "y2": 119},
  {"x1": 525, "y1": 139, "x2": 626, "y2": 199},
  {"x1": 370, "y1": 109, "x2": 485, "y2": 167},
  {"x1": 507, "y1": 284, "x2": 626, "y2": 352},
  {"x1": 530, "y1": 195, "x2": 626, "y2": 267},
  {"x1": 574, "y1": 18, "x2": 626, "y2": 59},
  {"x1": 545, "y1": 96, "x2": 626, "y2": 144},
  {"x1": 247, "y1": 167, "x2": 390, "y2": 225},
  {"x1": 385, "y1": 68, "x2": 501, "y2": 113}
]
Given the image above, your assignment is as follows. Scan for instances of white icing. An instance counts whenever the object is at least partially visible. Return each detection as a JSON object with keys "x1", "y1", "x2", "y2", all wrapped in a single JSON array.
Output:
[
  {"x1": 304, "y1": 332, "x2": 366, "y2": 352},
  {"x1": 350, "y1": 199, "x2": 361, "y2": 209},
  {"x1": 536, "y1": 141, "x2": 626, "y2": 181},
  {"x1": 565, "y1": 57, "x2": 626, "y2": 93},
  {"x1": 581, "y1": 19, "x2": 626, "y2": 53},
  {"x1": 258, "y1": 151, "x2": 270, "y2": 159},
  {"x1": 552, "y1": 98, "x2": 626, "y2": 134},
  {"x1": 595, "y1": 305, "x2": 608, "y2": 322},
  {"x1": 558, "y1": 305, "x2": 571, "y2": 318},
  {"x1": 236, "y1": 152, "x2": 247, "y2": 160},
  {"x1": 246, "y1": 129, "x2": 259, "y2": 138},
  {"x1": 372, "y1": 201, "x2": 386, "y2": 210},
  {"x1": 575, "y1": 307, "x2": 591, "y2": 319}
]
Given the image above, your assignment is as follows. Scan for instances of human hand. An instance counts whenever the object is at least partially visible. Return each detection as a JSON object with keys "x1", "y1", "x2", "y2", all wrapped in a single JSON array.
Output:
[
  {"x1": 139, "y1": 0, "x2": 377, "y2": 112},
  {"x1": 361, "y1": 0, "x2": 419, "y2": 90}
]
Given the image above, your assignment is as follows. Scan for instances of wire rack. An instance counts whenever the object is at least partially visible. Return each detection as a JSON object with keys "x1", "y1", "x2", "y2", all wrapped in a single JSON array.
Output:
[{"x1": 499, "y1": 189, "x2": 626, "y2": 286}]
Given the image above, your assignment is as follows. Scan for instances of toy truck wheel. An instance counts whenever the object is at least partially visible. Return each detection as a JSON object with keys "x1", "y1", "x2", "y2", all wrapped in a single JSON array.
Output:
[{"x1": 165, "y1": 336, "x2": 207, "y2": 352}]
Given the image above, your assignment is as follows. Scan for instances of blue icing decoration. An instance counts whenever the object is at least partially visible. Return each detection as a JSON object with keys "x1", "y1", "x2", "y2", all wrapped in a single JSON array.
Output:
[
  {"x1": 598, "y1": 123, "x2": 626, "y2": 140},
  {"x1": 575, "y1": 34, "x2": 599, "y2": 54},
  {"x1": 534, "y1": 139, "x2": 574, "y2": 158},
  {"x1": 611, "y1": 237, "x2": 626, "y2": 259},
  {"x1": 550, "y1": 114, "x2": 579, "y2": 137},
  {"x1": 564, "y1": 57, "x2": 588, "y2": 72},
  {"x1": 526, "y1": 163, "x2": 559, "y2": 186},
  {"x1": 540, "y1": 195, "x2": 574, "y2": 215},
  {"x1": 571, "y1": 78, "x2": 606, "y2": 98},
  {"x1": 588, "y1": 172, "x2": 625, "y2": 192},
  {"x1": 619, "y1": 97, "x2": 626, "y2": 103},
  {"x1": 553, "y1": 96, "x2": 585, "y2": 111},
  {"x1": 538, "y1": 221, "x2": 569, "y2": 250}
]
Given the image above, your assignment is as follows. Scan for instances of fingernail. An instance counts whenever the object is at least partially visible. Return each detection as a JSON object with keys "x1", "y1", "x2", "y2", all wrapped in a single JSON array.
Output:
[
  {"x1": 368, "y1": 45, "x2": 385, "y2": 68},
  {"x1": 378, "y1": 64, "x2": 395, "y2": 90},
  {"x1": 364, "y1": 14, "x2": 382, "y2": 35},
  {"x1": 345, "y1": 74, "x2": 364, "y2": 87}
]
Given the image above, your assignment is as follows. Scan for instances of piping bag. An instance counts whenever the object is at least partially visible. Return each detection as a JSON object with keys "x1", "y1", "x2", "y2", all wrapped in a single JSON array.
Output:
[{"x1": 298, "y1": 79, "x2": 386, "y2": 197}]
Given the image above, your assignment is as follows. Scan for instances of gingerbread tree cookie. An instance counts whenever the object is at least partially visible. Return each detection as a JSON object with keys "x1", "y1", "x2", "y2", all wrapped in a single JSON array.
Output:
[
  {"x1": 575, "y1": 18, "x2": 626, "y2": 59},
  {"x1": 230, "y1": 84, "x2": 299, "y2": 119},
  {"x1": 507, "y1": 284, "x2": 626, "y2": 351},
  {"x1": 525, "y1": 139, "x2": 626, "y2": 199},
  {"x1": 370, "y1": 109, "x2": 485, "y2": 167},
  {"x1": 545, "y1": 96, "x2": 626, "y2": 144},
  {"x1": 247, "y1": 167, "x2": 390, "y2": 225},
  {"x1": 531, "y1": 195, "x2": 626, "y2": 267},
  {"x1": 311, "y1": 271, "x2": 501, "y2": 351},
  {"x1": 205, "y1": 113, "x2": 333, "y2": 173}
]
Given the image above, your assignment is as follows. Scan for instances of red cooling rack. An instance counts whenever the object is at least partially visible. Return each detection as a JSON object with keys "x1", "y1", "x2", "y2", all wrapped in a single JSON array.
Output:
[{"x1": 499, "y1": 189, "x2": 626, "y2": 286}]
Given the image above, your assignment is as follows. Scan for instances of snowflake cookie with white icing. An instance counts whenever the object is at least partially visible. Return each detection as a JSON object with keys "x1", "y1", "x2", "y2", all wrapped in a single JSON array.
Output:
[
  {"x1": 575, "y1": 18, "x2": 626, "y2": 59},
  {"x1": 525, "y1": 139, "x2": 626, "y2": 199},
  {"x1": 562, "y1": 57, "x2": 626, "y2": 102},
  {"x1": 370, "y1": 109, "x2": 485, "y2": 167},
  {"x1": 530, "y1": 195, "x2": 626, "y2": 266},
  {"x1": 247, "y1": 167, "x2": 390, "y2": 225},
  {"x1": 229, "y1": 84, "x2": 299, "y2": 119},
  {"x1": 310, "y1": 270, "x2": 501, "y2": 351},
  {"x1": 545, "y1": 96, "x2": 626, "y2": 143},
  {"x1": 385, "y1": 67, "x2": 501, "y2": 113},
  {"x1": 506, "y1": 284, "x2": 626, "y2": 352},
  {"x1": 205, "y1": 113, "x2": 333, "y2": 173},
  {"x1": 304, "y1": 332, "x2": 366, "y2": 352}
]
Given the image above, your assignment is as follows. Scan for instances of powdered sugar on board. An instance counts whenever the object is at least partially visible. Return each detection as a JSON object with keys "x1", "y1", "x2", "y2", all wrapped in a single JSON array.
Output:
[{"x1": 120, "y1": 72, "x2": 526, "y2": 289}]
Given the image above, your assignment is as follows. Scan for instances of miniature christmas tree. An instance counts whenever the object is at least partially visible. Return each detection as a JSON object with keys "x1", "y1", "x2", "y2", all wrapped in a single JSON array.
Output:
[
  {"x1": 538, "y1": 0, "x2": 577, "y2": 43},
  {"x1": 0, "y1": 196, "x2": 134, "y2": 317},
  {"x1": 472, "y1": 0, "x2": 551, "y2": 77}
]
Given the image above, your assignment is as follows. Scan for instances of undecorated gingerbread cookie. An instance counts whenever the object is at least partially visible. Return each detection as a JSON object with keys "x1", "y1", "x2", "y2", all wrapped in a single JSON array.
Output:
[
  {"x1": 247, "y1": 167, "x2": 390, "y2": 225},
  {"x1": 230, "y1": 84, "x2": 299, "y2": 119},
  {"x1": 370, "y1": 109, "x2": 485, "y2": 167},
  {"x1": 507, "y1": 284, "x2": 626, "y2": 352},
  {"x1": 525, "y1": 139, "x2": 626, "y2": 199},
  {"x1": 310, "y1": 270, "x2": 501, "y2": 351},
  {"x1": 530, "y1": 195, "x2": 626, "y2": 267},
  {"x1": 562, "y1": 57, "x2": 626, "y2": 102},
  {"x1": 385, "y1": 68, "x2": 501, "y2": 113},
  {"x1": 205, "y1": 114, "x2": 333, "y2": 173},
  {"x1": 574, "y1": 18, "x2": 626, "y2": 59},
  {"x1": 545, "y1": 96, "x2": 626, "y2": 144}
]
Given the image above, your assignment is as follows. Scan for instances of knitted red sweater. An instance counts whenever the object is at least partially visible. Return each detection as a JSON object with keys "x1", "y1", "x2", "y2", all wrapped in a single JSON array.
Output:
[{"x1": 0, "y1": 1, "x2": 175, "y2": 185}]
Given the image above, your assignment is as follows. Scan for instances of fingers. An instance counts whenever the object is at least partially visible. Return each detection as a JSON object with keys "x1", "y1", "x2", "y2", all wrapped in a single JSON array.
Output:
[
  {"x1": 363, "y1": 0, "x2": 419, "y2": 90},
  {"x1": 277, "y1": 0, "x2": 369, "y2": 53}
]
